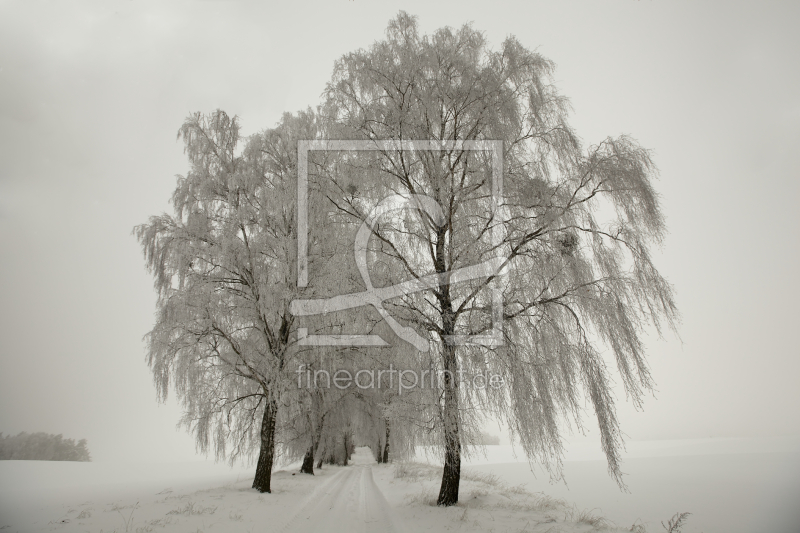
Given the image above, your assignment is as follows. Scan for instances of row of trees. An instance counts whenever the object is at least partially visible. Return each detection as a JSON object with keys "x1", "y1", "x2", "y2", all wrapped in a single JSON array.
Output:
[
  {"x1": 0, "y1": 432, "x2": 91, "y2": 461},
  {"x1": 136, "y1": 12, "x2": 677, "y2": 505}
]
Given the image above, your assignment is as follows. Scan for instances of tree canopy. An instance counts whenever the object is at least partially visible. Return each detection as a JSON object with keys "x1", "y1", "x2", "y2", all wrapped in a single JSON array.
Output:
[
  {"x1": 318, "y1": 11, "x2": 678, "y2": 503},
  {"x1": 137, "y1": 11, "x2": 678, "y2": 506},
  {"x1": 136, "y1": 109, "x2": 323, "y2": 492}
]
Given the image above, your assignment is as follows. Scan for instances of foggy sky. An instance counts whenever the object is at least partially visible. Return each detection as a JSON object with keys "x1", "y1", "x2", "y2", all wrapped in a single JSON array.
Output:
[{"x1": 0, "y1": 0, "x2": 798, "y2": 462}]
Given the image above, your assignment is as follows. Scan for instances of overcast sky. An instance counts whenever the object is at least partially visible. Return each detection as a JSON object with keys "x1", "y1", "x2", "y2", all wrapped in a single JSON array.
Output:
[{"x1": 1, "y1": 0, "x2": 798, "y2": 463}]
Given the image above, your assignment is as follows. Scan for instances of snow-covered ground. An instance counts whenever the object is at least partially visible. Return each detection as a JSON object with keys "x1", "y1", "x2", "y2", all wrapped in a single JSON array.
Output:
[
  {"x1": 1, "y1": 438, "x2": 798, "y2": 532},
  {"x1": 0, "y1": 448, "x2": 595, "y2": 533},
  {"x1": 432, "y1": 436, "x2": 800, "y2": 532}
]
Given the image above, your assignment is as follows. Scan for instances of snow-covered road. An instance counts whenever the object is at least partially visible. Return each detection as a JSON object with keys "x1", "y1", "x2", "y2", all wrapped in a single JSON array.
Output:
[{"x1": 279, "y1": 447, "x2": 404, "y2": 533}]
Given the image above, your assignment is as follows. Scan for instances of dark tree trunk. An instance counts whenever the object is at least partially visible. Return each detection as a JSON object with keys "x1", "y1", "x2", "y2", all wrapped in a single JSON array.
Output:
[
  {"x1": 342, "y1": 432, "x2": 349, "y2": 466},
  {"x1": 433, "y1": 220, "x2": 461, "y2": 507},
  {"x1": 382, "y1": 418, "x2": 390, "y2": 463},
  {"x1": 325, "y1": 440, "x2": 337, "y2": 465},
  {"x1": 300, "y1": 445, "x2": 315, "y2": 474},
  {"x1": 301, "y1": 416, "x2": 324, "y2": 475},
  {"x1": 316, "y1": 441, "x2": 325, "y2": 468},
  {"x1": 252, "y1": 396, "x2": 278, "y2": 493},
  {"x1": 436, "y1": 342, "x2": 461, "y2": 506},
  {"x1": 375, "y1": 440, "x2": 382, "y2": 463}
]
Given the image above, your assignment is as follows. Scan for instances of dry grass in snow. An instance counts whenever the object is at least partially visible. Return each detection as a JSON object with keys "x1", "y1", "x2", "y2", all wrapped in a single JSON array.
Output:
[{"x1": 378, "y1": 461, "x2": 671, "y2": 532}]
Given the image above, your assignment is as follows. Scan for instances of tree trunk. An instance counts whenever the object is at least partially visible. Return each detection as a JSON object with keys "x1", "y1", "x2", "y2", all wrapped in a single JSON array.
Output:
[
  {"x1": 382, "y1": 418, "x2": 390, "y2": 463},
  {"x1": 325, "y1": 440, "x2": 337, "y2": 465},
  {"x1": 375, "y1": 439, "x2": 383, "y2": 463},
  {"x1": 434, "y1": 221, "x2": 461, "y2": 507},
  {"x1": 316, "y1": 441, "x2": 325, "y2": 468},
  {"x1": 252, "y1": 396, "x2": 278, "y2": 493},
  {"x1": 342, "y1": 432, "x2": 349, "y2": 466},
  {"x1": 300, "y1": 445, "x2": 315, "y2": 474},
  {"x1": 301, "y1": 417, "x2": 323, "y2": 475},
  {"x1": 301, "y1": 390, "x2": 325, "y2": 475},
  {"x1": 436, "y1": 342, "x2": 461, "y2": 506}
]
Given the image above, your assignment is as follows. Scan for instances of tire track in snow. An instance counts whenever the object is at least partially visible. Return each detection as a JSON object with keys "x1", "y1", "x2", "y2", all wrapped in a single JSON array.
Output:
[
  {"x1": 278, "y1": 467, "x2": 358, "y2": 533},
  {"x1": 359, "y1": 464, "x2": 404, "y2": 533},
  {"x1": 280, "y1": 448, "x2": 405, "y2": 533}
]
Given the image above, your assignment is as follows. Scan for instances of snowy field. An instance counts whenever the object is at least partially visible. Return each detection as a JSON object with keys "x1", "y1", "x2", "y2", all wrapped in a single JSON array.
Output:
[
  {"x1": 1, "y1": 438, "x2": 798, "y2": 533},
  {"x1": 457, "y1": 437, "x2": 800, "y2": 533}
]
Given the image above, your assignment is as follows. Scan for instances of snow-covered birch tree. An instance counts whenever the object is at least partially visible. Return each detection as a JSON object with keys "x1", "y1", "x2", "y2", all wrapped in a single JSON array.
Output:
[
  {"x1": 321, "y1": 12, "x2": 679, "y2": 505},
  {"x1": 135, "y1": 109, "x2": 320, "y2": 493}
]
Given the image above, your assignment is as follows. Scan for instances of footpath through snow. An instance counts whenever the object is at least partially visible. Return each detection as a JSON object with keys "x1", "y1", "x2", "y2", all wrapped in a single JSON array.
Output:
[{"x1": 278, "y1": 447, "x2": 404, "y2": 533}]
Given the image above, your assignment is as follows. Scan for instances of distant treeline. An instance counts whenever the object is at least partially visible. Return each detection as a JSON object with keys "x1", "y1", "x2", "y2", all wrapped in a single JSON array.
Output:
[
  {"x1": 478, "y1": 431, "x2": 501, "y2": 445},
  {"x1": 0, "y1": 432, "x2": 91, "y2": 461}
]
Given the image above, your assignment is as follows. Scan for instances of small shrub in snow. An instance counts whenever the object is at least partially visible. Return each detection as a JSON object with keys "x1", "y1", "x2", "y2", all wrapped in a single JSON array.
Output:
[
  {"x1": 167, "y1": 502, "x2": 217, "y2": 516},
  {"x1": 566, "y1": 507, "x2": 614, "y2": 530},
  {"x1": 662, "y1": 512, "x2": 691, "y2": 533}
]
